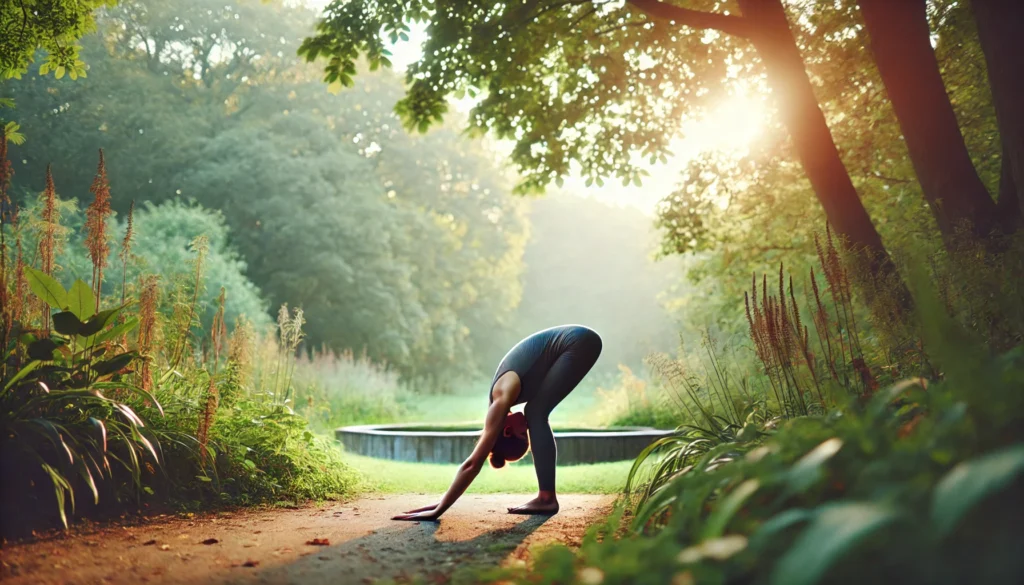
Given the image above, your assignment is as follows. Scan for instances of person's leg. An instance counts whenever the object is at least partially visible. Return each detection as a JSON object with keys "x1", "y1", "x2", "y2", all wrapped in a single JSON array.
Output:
[{"x1": 509, "y1": 334, "x2": 602, "y2": 514}]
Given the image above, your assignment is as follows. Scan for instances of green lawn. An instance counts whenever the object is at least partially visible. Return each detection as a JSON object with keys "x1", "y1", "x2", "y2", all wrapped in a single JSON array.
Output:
[{"x1": 342, "y1": 452, "x2": 632, "y2": 495}]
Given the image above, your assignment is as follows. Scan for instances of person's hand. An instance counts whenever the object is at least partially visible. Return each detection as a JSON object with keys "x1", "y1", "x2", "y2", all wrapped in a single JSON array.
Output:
[
  {"x1": 392, "y1": 502, "x2": 443, "y2": 521},
  {"x1": 392, "y1": 507, "x2": 442, "y2": 522}
]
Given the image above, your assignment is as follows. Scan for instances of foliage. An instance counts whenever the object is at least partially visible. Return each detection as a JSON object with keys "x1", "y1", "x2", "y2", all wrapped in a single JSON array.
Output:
[
  {"x1": 468, "y1": 339, "x2": 1024, "y2": 585},
  {"x1": 5, "y1": 0, "x2": 529, "y2": 384},
  {"x1": 300, "y1": 0, "x2": 734, "y2": 193},
  {"x1": 1, "y1": 151, "x2": 357, "y2": 537},
  {"x1": 592, "y1": 365, "x2": 679, "y2": 430},
  {"x1": 0, "y1": 0, "x2": 115, "y2": 80},
  {"x1": 0, "y1": 267, "x2": 156, "y2": 531},
  {"x1": 16, "y1": 197, "x2": 271, "y2": 332},
  {"x1": 291, "y1": 348, "x2": 411, "y2": 431}
]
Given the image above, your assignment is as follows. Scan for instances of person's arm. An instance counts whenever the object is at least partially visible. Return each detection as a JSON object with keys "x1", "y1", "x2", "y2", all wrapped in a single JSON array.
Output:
[{"x1": 392, "y1": 394, "x2": 512, "y2": 521}]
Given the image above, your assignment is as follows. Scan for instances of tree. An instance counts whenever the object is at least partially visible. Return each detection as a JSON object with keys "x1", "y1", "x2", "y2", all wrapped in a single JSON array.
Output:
[
  {"x1": 7, "y1": 0, "x2": 529, "y2": 383},
  {"x1": 858, "y1": 0, "x2": 1003, "y2": 239},
  {"x1": 300, "y1": 0, "x2": 900, "y2": 285},
  {"x1": 971, "y1": 0, "x2": 1024, "y2": 222},
  {"x1": 0, "y1": 0, "x2": 115, "y2": 80}
]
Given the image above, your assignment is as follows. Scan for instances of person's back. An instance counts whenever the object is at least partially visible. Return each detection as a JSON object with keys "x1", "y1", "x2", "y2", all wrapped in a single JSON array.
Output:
[{"x1": 489, "y1": 324, "x2": 602, "y2": 406}]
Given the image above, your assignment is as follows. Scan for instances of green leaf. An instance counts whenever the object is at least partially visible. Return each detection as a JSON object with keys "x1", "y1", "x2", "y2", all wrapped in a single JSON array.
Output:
[
  {"x1": 931, "y1": 443, "x2": 1024, "y2": 538},
  {"x1": 197, "y1": 475, "x2": 213, "y2": 482},
  {"x1": 701, "y1": 479, "x2": 760, "y2": 539},
  {"x1": 93, "y1": 352, "x2": 137, "y2": 376},
  {"x1": 66, "y1": 280, "x2": 97, "y2": 321},
  {"x1": 52, "y1": 312, "x2": 84, "y2": 336},
  {"x1": 80, "y1": 306, "x2": 127, "y2": 338},
  {"x1": 243, "y1": 459, "x2": 257, "y2": 470},
  {"x1": 787, "y1": 438, "x2": 843, "y2": 494},
  {"x1": 3, "y1": 361, "x2": 41, "y2": 391},
  {"x1": 91, "y1": 317, "x2": 139, "y2": 345},
  {"x1": 55, "y1": 66, "x2": 66, "y2": 79},
  {"x1": 770, "y1": 503, "x2": 901, "y2": 585},
  {"x1": 28, "y1": 338, "x2": 60, "y2": 361},
  {"x1": 25, "y1": 266, "x2": 68, "y2": 310},
  {"x1": 749, "y1": 508, "x2": 813, "y2": 552}
]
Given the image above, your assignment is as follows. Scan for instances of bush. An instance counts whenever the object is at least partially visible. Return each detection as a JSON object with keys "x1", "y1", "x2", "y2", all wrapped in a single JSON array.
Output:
[
  {"x1": 463, "y1": 260, "x2": 1024, "y2": 585},
  {"x1": 0, "y1": 153, "x2": 357, "y2": 538},
  {"x1": 593, "y1": 365, "x2": 679, "y2": 429}
]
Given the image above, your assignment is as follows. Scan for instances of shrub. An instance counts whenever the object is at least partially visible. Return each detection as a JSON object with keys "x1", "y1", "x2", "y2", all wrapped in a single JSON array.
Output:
[{"x1": 1, "y1": 151, "x2": 357, "y2": 537}]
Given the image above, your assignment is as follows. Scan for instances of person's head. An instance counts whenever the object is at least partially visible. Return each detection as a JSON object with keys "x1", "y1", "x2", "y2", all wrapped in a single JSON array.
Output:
[{"x1": 489, "y1": 411, "x2": 529, "y2": 468}]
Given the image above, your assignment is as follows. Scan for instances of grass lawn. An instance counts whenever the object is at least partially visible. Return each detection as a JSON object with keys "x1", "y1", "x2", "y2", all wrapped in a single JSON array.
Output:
[{"x1": 342, "y1": 452, "x2": 632, "y2": 495}]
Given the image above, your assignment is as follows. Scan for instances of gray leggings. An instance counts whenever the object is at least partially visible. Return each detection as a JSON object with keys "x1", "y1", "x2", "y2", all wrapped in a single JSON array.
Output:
[{"x1": 524, "y1": 335, "x2": 602, "y2": 492}]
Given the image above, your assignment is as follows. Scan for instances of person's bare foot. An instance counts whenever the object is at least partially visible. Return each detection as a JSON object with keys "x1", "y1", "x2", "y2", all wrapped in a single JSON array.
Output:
[{"x1": 507, "y1": 495, "x2": 559, "y2": 515}]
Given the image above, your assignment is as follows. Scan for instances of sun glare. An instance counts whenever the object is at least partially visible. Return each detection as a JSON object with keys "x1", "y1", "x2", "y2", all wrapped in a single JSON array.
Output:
[{"x1": 680, "y1": 94, "x2": 767, "y2": 155}]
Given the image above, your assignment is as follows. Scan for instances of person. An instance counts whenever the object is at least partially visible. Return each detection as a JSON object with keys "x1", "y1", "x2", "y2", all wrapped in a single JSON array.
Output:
[{"x1": 392, "y1": 324, "x2": 603, "y2": 521}]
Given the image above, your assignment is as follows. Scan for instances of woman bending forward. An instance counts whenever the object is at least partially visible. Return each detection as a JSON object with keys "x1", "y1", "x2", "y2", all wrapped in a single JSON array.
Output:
[{"x1": 392, "y1": 325, "x2": 603, "y2": 520}]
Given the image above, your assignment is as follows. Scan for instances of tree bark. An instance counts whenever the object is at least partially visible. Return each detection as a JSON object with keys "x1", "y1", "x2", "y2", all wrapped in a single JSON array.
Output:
[
  {"x1": 733, "y1": 0, "x2": 896, "y2": 278},
  {"x1": 971, "y1": 0, "x2": 1024, "y2": 224},
  {"x1": 859, "y1": 0, "x2": 1000, "y2": 241},
  {"x1": 996, "y1": 146, "x2": 1021, "y2": 232}
]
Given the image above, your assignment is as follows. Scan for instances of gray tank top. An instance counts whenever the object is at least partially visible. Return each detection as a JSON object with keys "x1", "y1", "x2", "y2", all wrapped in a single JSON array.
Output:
[{"x1": 488, "y1": 325, "x2": 596, "y2": 405}]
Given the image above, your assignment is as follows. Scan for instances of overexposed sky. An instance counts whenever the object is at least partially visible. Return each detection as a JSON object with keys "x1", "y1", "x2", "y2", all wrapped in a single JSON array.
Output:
[{"x1": 300, "y1": 1, "x2": 767, "y2": 215}]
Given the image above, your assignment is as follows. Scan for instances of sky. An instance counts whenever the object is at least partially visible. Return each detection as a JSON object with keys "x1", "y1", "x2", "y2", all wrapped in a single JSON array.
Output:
[{"x1": 301, "y1": 1, "x2": 769, "y2": 215}]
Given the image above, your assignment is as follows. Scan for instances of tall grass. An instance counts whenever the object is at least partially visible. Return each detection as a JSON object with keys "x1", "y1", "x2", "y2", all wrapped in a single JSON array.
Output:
[{"x1": 290, "y1": 347, "x2": 410, "y2": 430}]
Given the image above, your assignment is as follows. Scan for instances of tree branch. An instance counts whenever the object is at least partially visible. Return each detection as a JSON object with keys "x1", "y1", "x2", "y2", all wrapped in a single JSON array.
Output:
[{"x1": 625, "y1": 0, "x2": 752, "y2": 38}]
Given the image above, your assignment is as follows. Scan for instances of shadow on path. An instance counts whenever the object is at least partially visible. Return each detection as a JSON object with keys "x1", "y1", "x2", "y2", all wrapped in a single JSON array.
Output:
[{"x1": 220, "y1": 515, "x2": 552, "y2": 585}]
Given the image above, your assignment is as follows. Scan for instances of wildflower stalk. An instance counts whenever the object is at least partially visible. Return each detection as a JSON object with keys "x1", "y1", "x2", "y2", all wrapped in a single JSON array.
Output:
[
  {"x1": 84, "y1": 150, "x2": 112, "y2": 311},
  {"x1": 136, "y1": 275, "x2": 159, "y2": 392},
  {"x1": 119, "y1": 201, "x2": 135, "y2": 306},
  {"x1": 37, "y1": 165, "x2": 59, "y2": 333}
]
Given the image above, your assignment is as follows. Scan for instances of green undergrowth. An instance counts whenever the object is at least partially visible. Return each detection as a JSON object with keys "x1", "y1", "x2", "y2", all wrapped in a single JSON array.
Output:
[
  {"x1": 342, "y1": 452, "x2": 631, "y2": 495},
  {"x1": 450, "y1": 277, "x2": 1024, "y2": 585}
]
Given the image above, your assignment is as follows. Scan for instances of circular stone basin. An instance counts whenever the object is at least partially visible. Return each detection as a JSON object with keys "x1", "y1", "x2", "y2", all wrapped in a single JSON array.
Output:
[{"x1": 336, "y1": 422, "x2": 674, "y2": 465}]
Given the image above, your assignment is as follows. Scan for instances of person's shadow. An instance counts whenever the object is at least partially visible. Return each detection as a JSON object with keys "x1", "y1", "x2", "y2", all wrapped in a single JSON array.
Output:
[{"x1": 219, "y1": 515, "x2": 552, "y2": 585}]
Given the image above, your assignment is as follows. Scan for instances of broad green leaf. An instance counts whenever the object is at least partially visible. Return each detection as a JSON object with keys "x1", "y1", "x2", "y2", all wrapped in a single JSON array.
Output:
[
  {"x1": 91, "y1": 317, "x2": 139, "y2": 345},
  {"x1": 28, "y1": 338, "x2": 60, "y2": 361},
  {"x1": 66, "y1": 280, "x2": 97, "y2": 321},
  {"x1": 749, "y1": 508, "x2": 813, "y2": 552},
  {"x1": 770, "y1": 503, "x2": 901, "y2": 585},
  {"x1": 931, "y1": 443, "x2": 1024, "y2": 538},
  {"x1": 701, "y1": 479, "x2": 760, "y2": 539},
  {"x1": 52, "y1": 311, "x2": 84, "y2": 336},
  {"x1": 787, "y1": 438, "x2": 843, "y2": 494},
  {"x1": 80, "y1": 306, "x2": 127, "y2": 337},
  {"x1": 93, "y1": 353, "x2": 137, "y2": 376},
  {"x1": 24, "y1": 266, "x2": 68, "y2": 309}
]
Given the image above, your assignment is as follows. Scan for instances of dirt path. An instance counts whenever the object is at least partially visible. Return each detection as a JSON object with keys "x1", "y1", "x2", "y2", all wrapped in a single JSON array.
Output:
[{"x1": 0, "y1": 494, "x2": 612, "y2": 585}]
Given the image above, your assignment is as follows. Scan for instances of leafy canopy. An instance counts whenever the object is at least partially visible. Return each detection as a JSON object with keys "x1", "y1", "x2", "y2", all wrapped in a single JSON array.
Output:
[
  {"x1": 0, "y1": 0, "x2": 116, "y2": 80},
  {"x1": 299, "y1": 0, "x2": 747, "y2": 193}
]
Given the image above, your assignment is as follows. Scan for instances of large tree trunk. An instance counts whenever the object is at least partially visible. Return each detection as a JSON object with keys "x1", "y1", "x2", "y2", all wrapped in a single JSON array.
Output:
[
  {"x1": 972, "y1": 0, "x2": 1024, "y2": 225},
  {"x1": 858, "y1": 0, "x2": 999, "y2": 241},
  {"x1": 735, "y1": 0, "x2": 899, "y2": 285}
]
